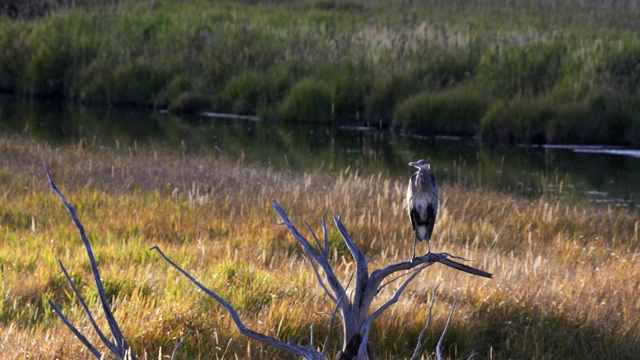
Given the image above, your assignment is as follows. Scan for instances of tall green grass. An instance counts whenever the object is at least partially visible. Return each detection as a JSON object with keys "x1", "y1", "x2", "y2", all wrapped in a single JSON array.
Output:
[{"x1": 2, "y1": 0, "x2": 640, "y2": 144}]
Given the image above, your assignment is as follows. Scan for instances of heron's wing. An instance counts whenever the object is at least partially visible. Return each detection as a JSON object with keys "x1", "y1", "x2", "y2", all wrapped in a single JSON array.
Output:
[
  {"x1": 409, "y1": 208, "x2": 418, "y2": 231},
  {"x1": 424, "y1": 203, "x2": 436, "y2": 241},
  {"x1": 430, "y1": 173, "x2": 439, "y2": 214}
]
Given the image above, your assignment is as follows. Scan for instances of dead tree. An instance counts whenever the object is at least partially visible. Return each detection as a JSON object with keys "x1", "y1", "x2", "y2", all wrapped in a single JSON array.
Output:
[
  {"x1": 45, "y1": 166, "x2": 191, "y2": 360},
  {"x1": 153, "y1": 200, "x2": 492, "y2": 359},
  {"x1": 45, "y1": 164, "x2": 491, "y2": 359}
]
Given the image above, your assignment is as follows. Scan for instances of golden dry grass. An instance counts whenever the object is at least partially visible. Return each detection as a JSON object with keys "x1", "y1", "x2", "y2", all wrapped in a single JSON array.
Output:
[{"x1": 0, "y1": 136, "x2": 638, "y2": 359}]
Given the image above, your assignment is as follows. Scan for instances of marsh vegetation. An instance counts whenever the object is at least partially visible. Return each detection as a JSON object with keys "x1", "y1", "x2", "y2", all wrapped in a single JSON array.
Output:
[
  {"x1": 0, "y1": 137, "x2": 638, "y2": 358},
  {"x1": 1, "y1": 0, "x2": 640, "y2": 144}
]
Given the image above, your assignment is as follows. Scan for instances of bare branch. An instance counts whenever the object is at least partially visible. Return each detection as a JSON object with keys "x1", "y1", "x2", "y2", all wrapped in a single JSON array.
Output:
[
  {"x1": 436, "y1": 301, "x2": 457, "y2": 360},
  {"x1": 171, "y1": 330, "x2": 193, "y2": 360},
  {"x1": 272, "y1": 200, "x2": 348, "y2": 311},
  {"x1": 410, "y1": 284, "x2": 441, "y2": 360},
  {"x1": 357, "y1": 265, "x2": 428, "y2": 356},
  {"x1": 302, "y1": 247, "x2": 338, "y2": 304},
  {"x1": 44, "y1": 165, "x2": 135, "y2": 359},
  {"x1": 322, "y1": 270, "x2": 355, "y2": 357},
  {"x1": 377, "y1": 268, "x2": 418, "y2": 294},
  {"x1": 303, "y1": 220, "x2": 323, "y2": 254},
  {"x1": 436, "y1": 254, "x2": 492, "y2": 278},
  {"x1": 322, "y1": 293, "x2": 343, "y2": 358},
  {"x1": 333, "y1": 217, "x2": 368, "y2": 306},
  {"x1": 322, "y1": 218, "x2": 329, "y2": 257},
  {"x1": 48, "y1": 300, "x2": 102, "y2": 359},
  {"x1": 151, "y1": 245, "x2": 323, "y2": 360},
  {"x1": 365, "y1": 265, "x2": 428, "y2": 328},
  {"x1": 370, "y1": 252, "x2": 492, "y2": 294},
  {"x1": 55, "y1": 260, "x2": 123, "y2": 357},
  {"x1": 273, "y1": 200, "x2": 491, "y2": 359}
]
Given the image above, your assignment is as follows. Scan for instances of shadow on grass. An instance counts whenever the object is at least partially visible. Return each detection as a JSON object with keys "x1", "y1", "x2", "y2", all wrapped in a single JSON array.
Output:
[{"x1": 369, "y1": 298, "x2": 637, "y2": 359}]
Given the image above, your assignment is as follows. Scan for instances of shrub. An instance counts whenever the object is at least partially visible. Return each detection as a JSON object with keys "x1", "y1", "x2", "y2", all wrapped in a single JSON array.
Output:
[
  {"x1": 168, "y1": 92, "x2": 211, "y2": 114},
  {"x1": 20, "y1": 13, "x2": 98, "y2": 98},
  {"x1": 600, "y1": 43, "x2": 640, "y2": 95},
  {"x1": 587, "y1": 91, "x2": 627, "y2": 142},
  {"x1": 69, "y1": 59, "x2": 113, "y2": 105},
  {"x1": 110, "y1": 60, "x2": 167, "y2": 106},
  {"x1": 279, "y1": 78, "x2": 332, "y2": 123},
  {"x1": 154, "y1": 75, "x2": 194, "y2": 109},
  {"x1": 480, "y1": 97, "x2": 555, "y2": 143},
  {"x1": 411, "y1": 49, "x2": 478, "y2": 90},
  {"x1": 548, "y1": 91, "x2": 640, "y2": 145},
  {"x1": 325, "y1": 62, "x2": 372, "y2": 120},
  {"x1": 479, "y1": 42, "x2": 568, "y2": 98},
  {"x1": 547, "y1": 102, "x2": 596, "y2": 144},
  {"x1": 365, "y1": 71, "x2": 421, "y2": 123},
  {"x1": 216, "y1": 68, "x2": 290, "y2": 116},
  {"x1": 393, "y1": 87, "x2": 488, "y2": 135},
  {"x1": 0, "y1": 25, "x2": 26, "y2": 91},
  {"x1": 622, "y1": 97, "x2": 640, "y2": 146}
]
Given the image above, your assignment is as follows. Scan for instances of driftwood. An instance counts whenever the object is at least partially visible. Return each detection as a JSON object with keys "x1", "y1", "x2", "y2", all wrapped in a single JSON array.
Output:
[
  {"x1": 153, "y1": 199, "x2": 492, "y2": 359},
  {"x1": 45, "y1": 165, "x2": 191, "y2": 359},
  {"x1": 45, "y1": 163, "x2": 492, "y2": 359}
]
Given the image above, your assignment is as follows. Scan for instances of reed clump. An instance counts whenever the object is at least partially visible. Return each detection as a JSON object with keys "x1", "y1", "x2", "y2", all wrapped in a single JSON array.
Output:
[
  {"x1": 0, "y1": 136, "x2": 638, "y2": 358},
  {"x1": 2, "y1": 0, "x2": 640, "y2": 144}
]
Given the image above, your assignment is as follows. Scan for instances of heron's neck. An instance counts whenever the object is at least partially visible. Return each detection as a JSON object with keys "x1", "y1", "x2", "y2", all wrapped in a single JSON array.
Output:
[{"x1": 417, "y1": 169, "x2": 432, "y2": 190}]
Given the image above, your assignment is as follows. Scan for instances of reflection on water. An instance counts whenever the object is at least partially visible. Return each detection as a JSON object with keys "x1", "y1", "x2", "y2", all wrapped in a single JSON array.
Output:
[{"x1": 1, "y1": 96, "x2": 639, "y2": 209}]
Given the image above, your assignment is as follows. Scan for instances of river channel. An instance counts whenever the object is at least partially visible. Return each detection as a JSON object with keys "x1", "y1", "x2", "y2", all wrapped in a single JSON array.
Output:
[{"x1": 1, "y1": 97, "x2": 639, "y2": 210}]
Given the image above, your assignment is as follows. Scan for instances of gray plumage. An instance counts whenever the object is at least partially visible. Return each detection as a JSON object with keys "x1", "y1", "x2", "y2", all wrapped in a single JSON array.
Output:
[{"x1": 405, "y1": 159, "x2": 439, "y2": 258}]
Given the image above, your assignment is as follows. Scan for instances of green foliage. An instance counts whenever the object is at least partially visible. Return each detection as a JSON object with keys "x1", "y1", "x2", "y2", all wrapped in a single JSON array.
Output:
[
  {"x1": 480, "y1": 97, "x2": 555, "y2": 143},
  {"x1": 279, "y1": 78, "x2": 333, "y2": 123},
  {"x1": 0, "y1": 25, "x2": 26, "y2": 91},
  {"x1": 216, "y1": 68, "x2": 290, "y2": 115},
  {"x1": 480, "y1": 42, "x2": 567, "y2": 97},
  {"x1": 325, "y1": 62, "x2": 373, "y2": 119},
  {"x1": 547, "y1": 102, "x2": 597, "y2": 144},
  {"x1": 168, "y1": 92, "x2": 211, "y2": 114},
  {"x1": 313, "y1": 1, "x2": 365, "y2": 12},
  {"x1": 70, "y1": 60, "x2": 113, "y2": 104},
  {"x1": 412, "y1": 48, "x2": 478, "y2": 90},
  {"x1": 1, "y1": 209, "x2": 31, "y2": 230},
  {"x1": 2, "y1": 0, "x2": 640, "y2": 143},
  {"x1": 111, "y1": 60, "x2": 167, "y2": 106},
  {"x1": 600, "y1": 43, "x2": 640, "y2": 95},
  {"x1": 393, "y1": 87, "x2": 488, "y2": 135},
  {"x1": 20, "y1": 13, "x2": 98, "y2": 97},
  {"x1": 365, "y1": 71, "x2": 420, "y2": 122}
]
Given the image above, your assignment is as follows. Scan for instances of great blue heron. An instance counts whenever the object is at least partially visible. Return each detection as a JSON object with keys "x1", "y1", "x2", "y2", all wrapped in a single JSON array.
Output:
[{"x1": 406, "y1": 159, "x2": 439, "y2": 260}]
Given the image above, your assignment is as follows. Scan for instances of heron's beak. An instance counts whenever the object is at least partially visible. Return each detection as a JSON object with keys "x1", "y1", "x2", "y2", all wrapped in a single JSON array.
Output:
[{"x1": 408, "y1": 161, "x2": 418, "y2": 167}]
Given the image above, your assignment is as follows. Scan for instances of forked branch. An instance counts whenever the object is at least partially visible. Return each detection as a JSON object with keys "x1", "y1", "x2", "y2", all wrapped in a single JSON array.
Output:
[
  {"x1": 151, "y1": 199, "x2": 492, "y2": 359},
  {"x1": 47, "y1": 161, "x2": 491, "y2": 360},
  {"x1": 45, "y1": 165, "x2": 134, "y2": 359},
  {"x1": 151, "y1": 246, "x2": 324, "y2": 360},
  {"x1": 45, "y1": 165, "x2": 190, "y2": 359}
]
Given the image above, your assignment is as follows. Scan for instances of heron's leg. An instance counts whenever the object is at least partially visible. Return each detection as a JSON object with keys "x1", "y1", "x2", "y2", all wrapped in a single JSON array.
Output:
[
  {"x1": 426, "y1": 240, "x2": 431, "y2": 255},
  {"x1": 412, "y1": 238, "x2": 417, "y2": 261}
]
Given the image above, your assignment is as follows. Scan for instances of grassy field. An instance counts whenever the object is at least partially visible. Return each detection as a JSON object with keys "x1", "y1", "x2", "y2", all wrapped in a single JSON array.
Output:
[
  {"x1": 0, "y1": 136, "x2": 638, "y2": 359},
  {"x1": 1, "y1": 0, "x2": 640, "y2": 145}
]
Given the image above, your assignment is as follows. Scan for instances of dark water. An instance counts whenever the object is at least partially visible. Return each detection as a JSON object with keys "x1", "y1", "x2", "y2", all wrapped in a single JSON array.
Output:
[{"x1": 1, "y1": 96, "x2": 639, "y2": 210}]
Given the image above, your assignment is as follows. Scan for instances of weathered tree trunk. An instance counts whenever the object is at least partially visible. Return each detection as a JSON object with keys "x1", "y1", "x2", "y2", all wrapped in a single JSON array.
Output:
[{"x1": 155, "y1": 200, "x2": 492, "y2": 359}]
